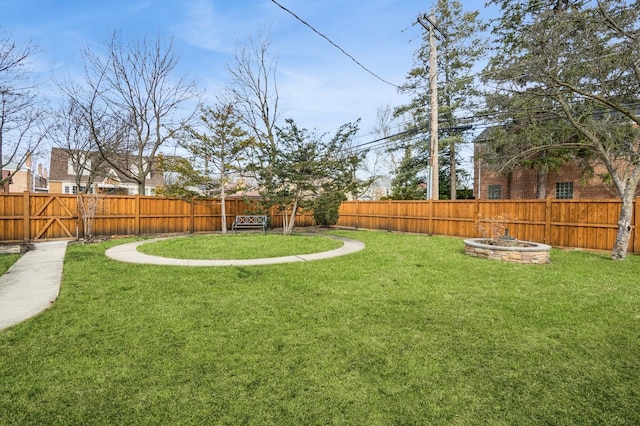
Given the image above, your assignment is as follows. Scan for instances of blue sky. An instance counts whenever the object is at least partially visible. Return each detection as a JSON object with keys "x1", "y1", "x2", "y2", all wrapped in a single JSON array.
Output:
[{"x1": 2, "y1": 0, "x2": 497, "y2": 153}]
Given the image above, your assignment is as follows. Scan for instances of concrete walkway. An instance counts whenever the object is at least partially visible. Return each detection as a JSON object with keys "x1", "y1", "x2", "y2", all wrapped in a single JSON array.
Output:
[
  {"x1": 106, "y1": 235, "x2": 365, "y2": 266},
  {"x1": 0, "y1": 241, "x2": 68, "y2": 331}
]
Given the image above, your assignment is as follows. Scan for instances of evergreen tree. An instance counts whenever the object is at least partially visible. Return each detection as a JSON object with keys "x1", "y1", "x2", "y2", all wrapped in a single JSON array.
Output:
[
  {"x1": 395, "y1": 0, "x2": 487, "y2": 199},
  {"x1": 255, "y1": 119, "x2": 364, "y2": 235},
  {"x1": 180, "y1": 103, "x2": 253, "y2": 233},
  {"x1": 390, "y1": 146, "x2": 428, "y2": 200}
]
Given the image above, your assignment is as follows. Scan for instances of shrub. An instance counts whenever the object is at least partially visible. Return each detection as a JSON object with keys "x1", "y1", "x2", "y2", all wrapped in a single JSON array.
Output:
[
  {"x1": 476, "y1": 213, "x2": 513, "y2": 241},
  {"x1": 313, "y1": 192, "x2": 345, "y2": 226}
]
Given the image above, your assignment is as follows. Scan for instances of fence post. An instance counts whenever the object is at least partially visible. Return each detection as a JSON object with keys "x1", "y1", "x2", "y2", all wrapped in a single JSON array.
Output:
[
  {"x1": 473, "y1": 198, "x2": 480, "y2": 237},
  {"x1": 23, "y1": 191, "x2": 30, "y2": 242},
  {"x1": 134, "y1": 195, "x2": 141, "y2": 236},
  {"x1": 355, "y1": 200, "x2": 359, "y2": 229},
  {"x1": 428, "y1": 199, "x2": 433, "y2": 235},
  {"x1": 545, "y1": 198, "x2": 552, "y2": 245},
  {"x1": 190, "y1": 197, "x2": 195, "y2": 234}
]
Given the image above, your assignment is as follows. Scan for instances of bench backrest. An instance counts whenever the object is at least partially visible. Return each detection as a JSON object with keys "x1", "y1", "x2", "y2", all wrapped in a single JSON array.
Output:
[{"x1": 235, "y1": 215, "x2": 267, "y2": 225}]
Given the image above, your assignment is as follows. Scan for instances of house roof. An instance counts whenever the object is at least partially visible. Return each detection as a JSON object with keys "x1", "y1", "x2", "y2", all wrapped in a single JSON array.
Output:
[
  {"x1": 48, "y1": 147, "x2": 164, "y2": 186},
  {"x1": 2, "y1": 162, "x2": 29, "y2": 172},
  {"x1": 473, "y1": 127, "x2": 495, "y2": 144}
]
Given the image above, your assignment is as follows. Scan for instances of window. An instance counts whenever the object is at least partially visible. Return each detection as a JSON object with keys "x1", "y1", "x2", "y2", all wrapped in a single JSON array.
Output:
[
  {"x1": 488, "y1": 185, "x2": 502, "y2": 200},
  {"x1": 556, "y1": 182, "x2": 573, "y2": 199},
  {"x1": 64, "y1": 185, "x2": 92, "y2": 194},
  {"x1": 67, "y1": 156, "x2": 91, "y2": 175}
]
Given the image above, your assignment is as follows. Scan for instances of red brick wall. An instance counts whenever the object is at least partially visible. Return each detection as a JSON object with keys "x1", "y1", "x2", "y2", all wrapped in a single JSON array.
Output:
[{"x1": 474, "y1": 161, "x2": 621, "y2": 200}]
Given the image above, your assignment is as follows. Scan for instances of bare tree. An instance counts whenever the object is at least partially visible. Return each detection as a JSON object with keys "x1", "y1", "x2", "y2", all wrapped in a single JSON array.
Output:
[
  {"x1": 48, "y1": 96, "x2": 110, "y2": 193},
  {"x1": 225, "y1": 33, "x2": 280, "y2": 176},
  {"x1": 359, "y1": 105, "x2": 401, "y2": 199},
  {"x1": 0, "y1": 32, "x2": 47, "y2": 191},
  {"x1": 77, "y1": 191, "x2": 102, "y2": 241},
  {"x1": 74, "y1": 31, "x2": 199, "y2": 195}
]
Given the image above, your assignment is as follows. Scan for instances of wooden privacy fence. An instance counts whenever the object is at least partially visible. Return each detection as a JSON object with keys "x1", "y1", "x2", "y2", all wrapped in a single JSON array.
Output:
[
  {"x1": 337, "y1": 198, "x2": 640, "y2": 254},
  {"x1": 1, "y1": 193, "x2": 638, "y2": 253},
  {"x1": 0, "y1": 193, "x2": 314, "y2": 243}
]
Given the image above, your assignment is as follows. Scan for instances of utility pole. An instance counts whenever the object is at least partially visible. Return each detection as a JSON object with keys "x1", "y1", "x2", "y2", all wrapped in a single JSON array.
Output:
[
  {"x1": 418, "y1": 14, "x2": 442, "y2": 200},
  {"x1": 428, "y1": 14, "x2": 439, "y2": 200}
]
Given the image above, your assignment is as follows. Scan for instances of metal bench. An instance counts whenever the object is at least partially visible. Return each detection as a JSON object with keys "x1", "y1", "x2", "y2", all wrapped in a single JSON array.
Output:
[{"x1": 231, "y1": 215, "x2": 268, "y2": 234}]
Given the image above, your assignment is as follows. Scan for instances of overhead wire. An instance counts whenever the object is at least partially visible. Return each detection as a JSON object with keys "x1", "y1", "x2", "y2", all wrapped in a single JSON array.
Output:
[
  {"x1": 270, "y1": 0, "x2": 401, "y2": 89},
  {"x1": 271, "y1": 0, "x2": 637, "y2": 157}
]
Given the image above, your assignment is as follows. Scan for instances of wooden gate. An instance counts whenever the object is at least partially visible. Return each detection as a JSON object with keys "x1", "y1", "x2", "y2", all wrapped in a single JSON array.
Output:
[{"x1": 29, "y1": 195, "x2": 78, "y2": 241}]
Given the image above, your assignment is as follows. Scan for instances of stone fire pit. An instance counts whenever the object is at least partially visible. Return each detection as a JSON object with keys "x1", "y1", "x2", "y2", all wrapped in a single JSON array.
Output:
[{"x1": 464, "y1": 238, "x2": 551, "y2": 264}]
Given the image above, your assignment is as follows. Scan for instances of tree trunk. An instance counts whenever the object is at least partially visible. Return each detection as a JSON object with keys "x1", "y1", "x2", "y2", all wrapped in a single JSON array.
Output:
[
  {"x1": 283, "y1": 199, "x2": 298, "y2": 235},
  {"x1": 220, "y1": 178, "x2": 227, "y2": 235},
  {"x1": 536, "y1": 167, "x2": 548, "y2": 199},
  {"x1": 611, "y1": 184, "x2": 636, "y2": 260}
]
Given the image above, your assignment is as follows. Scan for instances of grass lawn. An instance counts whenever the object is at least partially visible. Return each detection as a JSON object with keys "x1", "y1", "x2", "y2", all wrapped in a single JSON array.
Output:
[{"x1": 1, "y1": 230, "x2": 639, "y2": 424}]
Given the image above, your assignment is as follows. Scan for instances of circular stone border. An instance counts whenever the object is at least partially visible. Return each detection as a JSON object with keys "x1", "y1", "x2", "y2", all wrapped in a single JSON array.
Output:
[
  {"x1": 105, "y1": 234, "x2": 365, "y2": 266},
  {"x1": 464, "y1": 238, "x2": 551, "y2": 264}
]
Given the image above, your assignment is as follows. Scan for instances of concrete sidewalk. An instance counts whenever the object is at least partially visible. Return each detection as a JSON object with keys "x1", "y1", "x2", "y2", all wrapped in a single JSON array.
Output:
[
  {"x1": 106, "y1": 235, "x2": 365, "y2": 266},
  {"x1": 0, "y1": 241, "x2": 68, "y2": 331}
]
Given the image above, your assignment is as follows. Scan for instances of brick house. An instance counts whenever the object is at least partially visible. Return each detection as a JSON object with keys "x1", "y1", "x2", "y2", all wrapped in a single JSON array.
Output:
[
  {"x1": 473, "y1": 128, "x2": 630, "y2": 200},
  {"x1": 1, "y1": 154, "x2": 48, "y2": 193},
  {"x1": 48, "y1": 147, "x2": 164, "y2": 196}
]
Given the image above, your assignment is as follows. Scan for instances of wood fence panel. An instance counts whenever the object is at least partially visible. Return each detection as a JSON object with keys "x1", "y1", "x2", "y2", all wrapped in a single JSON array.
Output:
[
  {"x1": 410, "y1": 201, "x2": 431, "y2": 234},
  {"x1": 389, "y1": 201, "x2": 408, "y2": 232},
  {"x1": 0, "y1": 195, "x2": 24, "y2": 241},
  {"x1": 93, "y1": 196, "x2": 136, "y2": 237},
  {"x1": 432, "y1": 201, "x2": 476, "y2": 237},
  {"x1": 268, "y1": 209, "x2": 283, "y2": 229},
  {"x1": 354, "y1": 201, "x2": 388, "y2": 231},
  {"x1": 511, "y1": 201, "x2": 546, "y2": 243},
  {"x1": 337, "y1": 201, "x2": 360, "y2": 228},
  {"x1": 549, "y1": 200, "x2": 621, "y2": 250},
  {"x1": 192, "y1": 199, "x2": 222, "y2": 233},
  {"x1": 138, "y1": 197, "x2": 191, "y2": 235}
]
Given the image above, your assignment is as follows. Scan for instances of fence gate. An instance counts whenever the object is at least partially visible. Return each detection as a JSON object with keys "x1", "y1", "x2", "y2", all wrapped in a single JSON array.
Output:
[{"x1": 30, "y1": 195, "x2": 78, "y2": 241}]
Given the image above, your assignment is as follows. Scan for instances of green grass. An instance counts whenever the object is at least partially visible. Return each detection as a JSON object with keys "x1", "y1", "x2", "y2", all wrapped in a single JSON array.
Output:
[
  {"x1": 1, "y1": 230, "x2": 639, "y2": 424},
  {"x1": 0, "y1": 253, "x2": 20, "y2": 274},
  {"x1": 137, "y1": 233, "x2": 344, "y2": 259}
]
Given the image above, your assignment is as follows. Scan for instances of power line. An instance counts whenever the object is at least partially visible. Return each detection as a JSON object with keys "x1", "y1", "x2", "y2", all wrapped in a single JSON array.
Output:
[
  {"x1": 270, "y1": 0, "x2": 401, "y2": 89},
  {"x1": 347, "y1": 121, "x2": 476, "y2": 154}
]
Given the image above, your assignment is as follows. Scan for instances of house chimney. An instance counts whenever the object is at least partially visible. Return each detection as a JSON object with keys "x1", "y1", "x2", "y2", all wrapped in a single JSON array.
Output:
[
  {"x1": 26, "y1": 152, "x2": 31, "y2": 169},
  {"x1": 38, "y1": 164, "x2": 43, "y2": 176}
]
